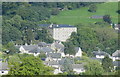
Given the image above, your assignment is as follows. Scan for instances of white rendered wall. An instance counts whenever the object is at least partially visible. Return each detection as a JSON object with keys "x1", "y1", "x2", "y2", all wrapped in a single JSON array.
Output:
[{"x1": 53, "y1": 27, "x2": 77, "y2": 41}]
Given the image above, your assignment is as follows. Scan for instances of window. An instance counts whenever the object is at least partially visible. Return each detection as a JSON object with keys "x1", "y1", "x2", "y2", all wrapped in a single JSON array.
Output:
[{"x1": 2, "y1": 71, "x2": 4, "y2": 73}]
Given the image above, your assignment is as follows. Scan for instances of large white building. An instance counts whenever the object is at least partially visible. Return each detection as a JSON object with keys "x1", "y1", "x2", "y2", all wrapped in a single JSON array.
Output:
[{"x1": 49, "y1": 24, "x2": 77, "y2": 42}]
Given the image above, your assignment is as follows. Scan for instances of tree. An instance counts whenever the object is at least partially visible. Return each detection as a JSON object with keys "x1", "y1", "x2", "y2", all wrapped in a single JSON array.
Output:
[
  {"x1": 83, "y1": 58, "x2": 104, "y2": 75},
  {"x1": 2, "y1": 20, "x2": 22, "y2": 45},
  {"x1": 51, "y1": 8, "x2": 59, "y2": 15},
  {"x1": 64, "y1": 42, "x2": 76, "y2": 55},
  {"x1": 4, "y1": 42, "x2": 19, "y2": 55},
  {"x1": 8, "y1": 54, "x2": 53, "y2": 75},
  {"x1": 88, "y1": 4, "x2": 97, "y2": 12},
  {"x1": 38, "y1": 52, "x2": 46, "y2": 59},
  {"x1": 103, "y1": 15, "x2": 112, "y2": 24},
  {"x1": 35, "y1": 28, "x2": 53, "y2": 43},
  {"x1": 26, "y1": 29, "x2": 34, "y2": 44},
  {"x1": 62, "y1": 58, "x2": 74, "y2": 75},
  {"x1": 102, "y1": 56, "x2": 114, "y2": 72}
]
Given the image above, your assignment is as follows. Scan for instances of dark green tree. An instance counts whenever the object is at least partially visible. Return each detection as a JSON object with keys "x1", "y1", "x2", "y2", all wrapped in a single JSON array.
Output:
[
  {"x1": 103, "y1": 15, "x2": 112, "y2": 24},
  {"x1": 26, "y1": 29, "x2": 34, "y2": 44},
  {"x1": 84, "y1": 59, "x2": 104, "y2": 75},
  {"x1": 88, "y1": 4, "x2": 97, "y2": 12},
  {"x1": 8, "y1": 54, "x2": 53, "y2": 75},
  {"x1": 51, "y1": 8, "x2": 60, "y2": 15},
  {"x1": 4, "y1": 42, "x2": 19, "y2": 55},
  {"x1": 64, "y1": 42, "x2": 76, "y2": 55},
  {"x1": 102, "y1": 56, "x2": 114, "y2": 72}
]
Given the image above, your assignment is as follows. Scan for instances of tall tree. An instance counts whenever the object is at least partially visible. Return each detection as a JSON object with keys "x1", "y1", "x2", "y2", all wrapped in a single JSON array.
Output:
[
  {"x1": 64, "y1": 42, "x2": 76, "y2": 55},
  {"x1": 84, "y1": 58, "x2": 104, "y2": 75},
  {"x1": 8, "y1": 54, "x2": 53, "y2": 75},
  {"x1": 102, "y1": 56, "x2": 114, "y2": 72},
  {"x1": 103, "y1": 15, "x2": 112, "y2": 24},
  {"x1": 88, "y1": 4, "x2": 97, "y2": 12}
]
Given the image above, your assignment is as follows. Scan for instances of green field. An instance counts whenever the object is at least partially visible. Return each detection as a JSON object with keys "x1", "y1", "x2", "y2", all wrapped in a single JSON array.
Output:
[{"x1": 49, "y1": 2, "x2": 118, "y2": 25}]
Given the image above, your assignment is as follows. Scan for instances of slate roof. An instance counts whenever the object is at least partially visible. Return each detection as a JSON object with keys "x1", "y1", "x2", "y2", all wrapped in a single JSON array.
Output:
[
  {"x1": 38, "y1": 42, "x2": 47, "y2": 47},
  {"x1": 15, "y1": 45, "x2": 37, "y2": 51},
  {"x1": 44, "y1": 61, "x2": 59, "y2": 65},
  {"x1": 72, "y1": 64, "x2": 85, "y2": 69},
  {"x1": 112, "y1": 50, "x2": 120, "y2": 57},
  {"x1": 53, "y1": 42, "x2": 64, "y2": 49},
  {"x1": 74, "y1": 47, "x2": 80, "y2": 53},
  {"x1": 93, "y1": 50, "x2": 109, "y2": 56},
  {"x1": 113, "y1": 61, "x2": 120, "y2": 67},
  {"x1": 38, "y1": 24, "x2": 76, "y2": 28},
  {"x1": 47, "y1": 53, "x2": 61, "y2": 58},
  {"x1": 29, "y1": 47, "x2": 54, "y2": 53},
  {"x1": 59, "y1": 58, "x2": 74, "y2": 65},
  {"x1": 0, "y1": 62, "x2": 9, "y2": 71},
  {"x1": 51, "y1": 42, "x2": 64, "y2": 52},
  {"x1": 53, "y1": 24, "x2": 76, "y2": 28}
]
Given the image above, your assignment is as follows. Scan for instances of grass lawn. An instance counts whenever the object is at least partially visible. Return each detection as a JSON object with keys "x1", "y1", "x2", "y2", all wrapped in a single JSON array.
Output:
[{"x1": 49, "y1": 2, "x2": 118, "y2": 25}]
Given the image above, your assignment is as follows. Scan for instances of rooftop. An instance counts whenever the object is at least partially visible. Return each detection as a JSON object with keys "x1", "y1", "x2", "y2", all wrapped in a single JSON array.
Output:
[
  {"x1": 72, "y1": 64, "x2": 85, "y2": 69},
  {"x1": 53, "y1": 24, "x2": 76, "y2": 28},
  {"x1": 0, "y1": 62, "x2": 9, "y2": 70},
  {"x1": 112, "y1": 50, "x2": 120, "y2": 57},
  {"x1": 47, "y1": 53, "x2": 61, "y2": 58},
  {"x1": 29, "y1": 47, "x2": 54, "y2": 53},
  {"x1": 38, "y1": 24, "x2": 76, "y2": 28},
  {"x1": 93, "y1": 50, "x2": 109, "y2": 56}
]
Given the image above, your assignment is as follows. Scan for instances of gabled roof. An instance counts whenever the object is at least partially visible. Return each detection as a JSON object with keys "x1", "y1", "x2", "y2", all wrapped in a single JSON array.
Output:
[
  {"x1": 51, "y1": 42, "x2": 64, "y2": 51},
  {"x1": 93, "y1": 50, "x2": 109, "y2": 56},
  {"x1": 29, "y1": 47, "x2": 54, "y2": 53},
  {"x1": 38, "y1": 42, "x2": 47, "y2": 47},
  {"x1": 15, "y1": 45, "x2": 37, "y2": 51},
  {"x1": 47, "y1": 53, "x2": 61, "y2": 58},
  {"x1": 112, "y1": 50, "x2": 120, "y2": 57},
  {"x1": 0, "y1": 62, "x2": 9, "y2": 70},
  {"x1": 44, "y1": 61, "x2": 59, "y2": 65},
  {"x1": 74, "y1": 47, "x2": 81, "y2": 53}
]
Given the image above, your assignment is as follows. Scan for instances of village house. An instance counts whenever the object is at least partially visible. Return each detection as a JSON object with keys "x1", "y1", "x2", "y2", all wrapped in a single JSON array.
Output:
[
  {"x1": 44, "y1": 57, "x2": 85, "y2": 74},
  {"x1": 72, "y1": 64, "x2": 85, "y2": 74},
  {"x1": 48, "y1": 24, "x2": 77, "y2": 42},
  {"x1": 51, "y1": 41, "x2": 64, "y2": 53},
  {"x1": 66, "y1": 47, "x2": 82, "y2": 58},
  {"x1": 112, "y1": 50, "x2": 120, "y2": 61},
  {"x1": 46, "y1": 53, "x2": 62, "y2": 61},
  {"x1": 15, "y1": 44, "x2": 37, "y2": 54},
  {"x1": 92, "y1": 50, "x2": 110, "y2": 59},
  {"x1": 113, "y1": 61, "x2": 120, "y2": 70},
  {"x1": 0, "y1": 62, "x2": 9, "y2": 75},
  {"x1": 38, "y1": 24, "x2": 77, "y2": 42}
]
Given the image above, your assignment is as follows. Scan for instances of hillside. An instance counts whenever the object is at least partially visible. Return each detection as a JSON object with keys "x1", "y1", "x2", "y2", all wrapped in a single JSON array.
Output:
[{"x1": 49, "y1": 2, "x2": 118, "y2": 25}]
